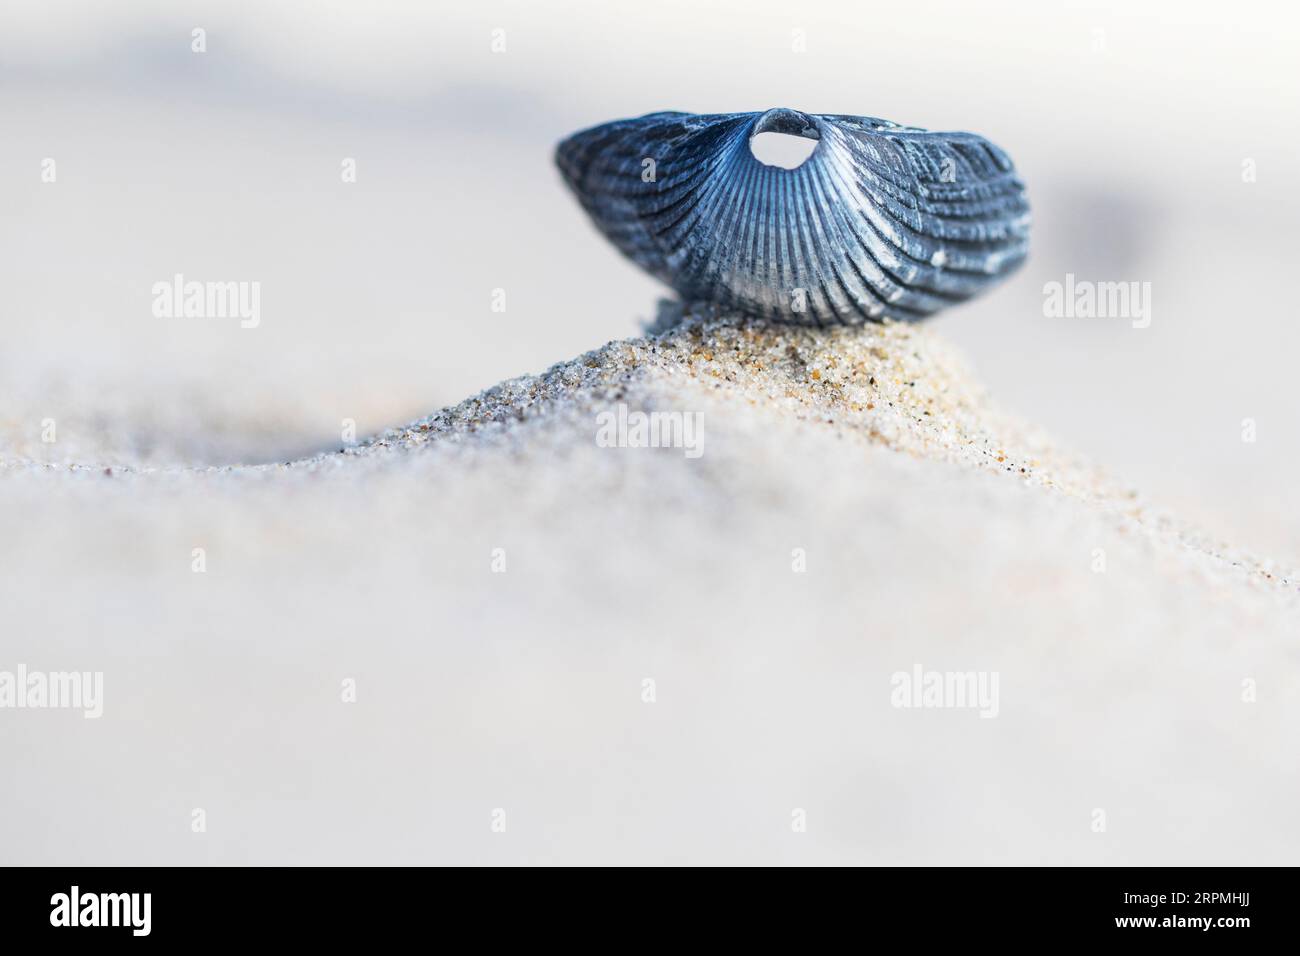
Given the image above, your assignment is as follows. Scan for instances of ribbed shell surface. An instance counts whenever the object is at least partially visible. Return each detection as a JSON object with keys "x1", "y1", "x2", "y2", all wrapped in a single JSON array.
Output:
[{"x1": 556, "y1": 109, "x2": 1030, "y2": 325}]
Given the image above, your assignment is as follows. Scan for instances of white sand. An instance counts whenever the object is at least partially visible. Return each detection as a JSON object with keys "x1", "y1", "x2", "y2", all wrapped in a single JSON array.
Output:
[{"x1": 2, "y1": 313, "x2": 1297, "y2": 865}]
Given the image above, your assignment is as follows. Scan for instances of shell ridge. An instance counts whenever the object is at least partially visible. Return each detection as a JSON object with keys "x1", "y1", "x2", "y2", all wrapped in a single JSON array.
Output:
[
  {"x1": 806, "y1": 129, "x2": 909, "y2": 316},
  {"x1": 805, "y1": 146, "x2": 882, "y2": 322},
  {"x1": 819, "y1": 128, "x2": 940, "y2": 314},
  {"x1": 694, "y1": 126, "x2": 753, "y2": 295}
]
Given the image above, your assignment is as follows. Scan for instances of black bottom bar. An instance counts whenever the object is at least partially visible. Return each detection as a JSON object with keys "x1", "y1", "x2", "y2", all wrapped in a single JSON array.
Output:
[{"x1": 0, "y1": 866, "x2": 1283, "y2": 943}]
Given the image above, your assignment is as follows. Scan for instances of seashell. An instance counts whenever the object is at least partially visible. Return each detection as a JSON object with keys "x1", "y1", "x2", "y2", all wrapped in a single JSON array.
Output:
[{"x1": 556, "y1": 108, "x2": 1030, "y2": 325}]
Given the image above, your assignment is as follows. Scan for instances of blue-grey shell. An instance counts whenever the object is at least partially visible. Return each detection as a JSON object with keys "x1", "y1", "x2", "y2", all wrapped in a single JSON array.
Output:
[{"x1": 556, "y1": 108, "x2": 1030, "y2": 325}]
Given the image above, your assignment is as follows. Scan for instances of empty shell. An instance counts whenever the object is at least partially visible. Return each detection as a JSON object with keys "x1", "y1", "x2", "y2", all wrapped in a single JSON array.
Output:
[{"x1": 557, "y1": 108, "x2": 1031, "y2": 325}]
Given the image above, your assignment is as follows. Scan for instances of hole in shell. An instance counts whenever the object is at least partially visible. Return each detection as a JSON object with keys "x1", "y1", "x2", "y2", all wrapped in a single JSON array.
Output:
[{"x1": 749, "y1": 132, "x2": 818, "y2": 170}]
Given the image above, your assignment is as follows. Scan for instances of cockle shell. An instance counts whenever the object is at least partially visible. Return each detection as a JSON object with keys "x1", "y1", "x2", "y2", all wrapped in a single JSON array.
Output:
[{"x1": 556, "y1": 108, "x2": 1030, "y2": 325}]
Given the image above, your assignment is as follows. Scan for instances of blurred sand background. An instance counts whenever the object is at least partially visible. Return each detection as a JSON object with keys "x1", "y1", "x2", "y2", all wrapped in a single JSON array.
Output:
[{"x1": 2, "y1": 1, "x2": 1299, "y2": 865}]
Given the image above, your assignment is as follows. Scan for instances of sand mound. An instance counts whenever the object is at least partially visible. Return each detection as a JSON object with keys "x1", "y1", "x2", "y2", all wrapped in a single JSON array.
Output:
[{"x1": 349, "y1": 313, "x2": 1293, "y2": 595}]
